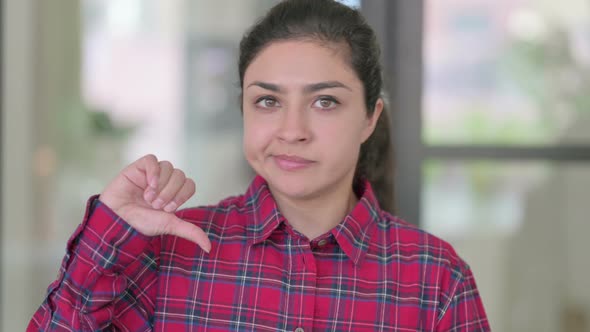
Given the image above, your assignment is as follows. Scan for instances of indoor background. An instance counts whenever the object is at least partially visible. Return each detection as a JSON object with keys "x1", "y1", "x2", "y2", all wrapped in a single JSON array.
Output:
[{"x1": 2, "y1": 0, "x2": 590, "y2": 331}]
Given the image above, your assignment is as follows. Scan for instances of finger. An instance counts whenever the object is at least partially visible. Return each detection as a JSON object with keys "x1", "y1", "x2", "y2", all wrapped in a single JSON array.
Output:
[
  {"x1": 164, "y1": 216, "x2": 212, "y2": 253},
  {"x1": 125, "y1": 207, "x2": 211, "y2": 253},
  {"x1": 156, "y1": 161, "x2": 174, "y2": 191},
  {"x1": 123, "y1": 154, "x2": 159, "y2": 190},
  {"x1": 142, "y1": 154, "x2": 161, "y2": 189},
  {"x1": 152, "y1": 168, "x2": 185, "y2": 209},
  {"x1": 163, "y1": 178, "x2": 196, "y2": 213},
  {"x1": 145, "y1": 161, "x2": 173, "y2": 204}
]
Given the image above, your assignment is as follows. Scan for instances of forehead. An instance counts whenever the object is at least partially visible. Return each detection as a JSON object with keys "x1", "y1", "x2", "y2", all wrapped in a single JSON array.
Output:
[{"x1": 243, "y1": 40, "x2": 361, "y2": 88}]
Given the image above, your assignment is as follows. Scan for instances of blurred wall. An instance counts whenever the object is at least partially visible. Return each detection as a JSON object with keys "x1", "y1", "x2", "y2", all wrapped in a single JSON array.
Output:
[{"x1": 2, "y1": 1, "x2": 82, "y2": 330}]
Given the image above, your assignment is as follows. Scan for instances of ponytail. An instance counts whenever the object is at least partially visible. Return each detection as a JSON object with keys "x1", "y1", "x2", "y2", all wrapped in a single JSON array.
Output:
[{"x1": 354, "y1": 103, "x2": 395, "y2": 213}]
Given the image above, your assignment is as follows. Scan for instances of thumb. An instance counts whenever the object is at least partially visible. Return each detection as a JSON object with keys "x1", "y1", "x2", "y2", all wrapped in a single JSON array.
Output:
[{"x1": 161, "y1": 215, "x2": 212, "y2": 253}]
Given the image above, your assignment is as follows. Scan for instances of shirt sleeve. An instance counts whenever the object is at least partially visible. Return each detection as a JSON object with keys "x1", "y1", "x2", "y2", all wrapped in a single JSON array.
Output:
[
  {"x1": 27, "y1": 196, "x2": 160, "y2": 332},
  {"x1": 436, "y1": 266, "x2": 491, "y2": 332}
]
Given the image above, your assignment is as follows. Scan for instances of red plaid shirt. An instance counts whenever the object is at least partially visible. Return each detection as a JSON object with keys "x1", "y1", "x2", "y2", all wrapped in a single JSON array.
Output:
[{"x1": 28, "y1": 176, "x2": 489, "y2": 331}]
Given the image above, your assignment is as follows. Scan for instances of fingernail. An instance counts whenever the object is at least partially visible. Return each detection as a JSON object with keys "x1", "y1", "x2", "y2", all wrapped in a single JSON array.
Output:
[
  {"x1": 144, "y1": 190, "x2": 157, "y2": 203},
  {"x1": 152, "y1": 198, "x2": 164, "y2": 209},
  {"x1": 163, "y1": 202, "x2": 177, "y2": 213}
]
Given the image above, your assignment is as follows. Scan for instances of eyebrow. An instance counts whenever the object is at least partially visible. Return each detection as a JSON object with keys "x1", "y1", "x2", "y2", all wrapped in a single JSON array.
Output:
[
  {"x1": 303, "y1": 81, "x2": 352, "y2": 93},
  {"x1": 246, "y1": 81, "x2": 352, "y2": 93}
]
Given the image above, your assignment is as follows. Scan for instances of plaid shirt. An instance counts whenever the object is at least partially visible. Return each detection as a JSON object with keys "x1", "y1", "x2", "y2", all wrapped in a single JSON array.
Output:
[{"x1": 28, "y1": 176, "x2": 490, "y2": 331}]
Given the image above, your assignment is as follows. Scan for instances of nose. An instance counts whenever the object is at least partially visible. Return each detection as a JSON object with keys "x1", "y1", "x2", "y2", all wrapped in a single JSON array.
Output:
[{"x1": 277, "y1": 108, "x2": 311, "y2": 143}]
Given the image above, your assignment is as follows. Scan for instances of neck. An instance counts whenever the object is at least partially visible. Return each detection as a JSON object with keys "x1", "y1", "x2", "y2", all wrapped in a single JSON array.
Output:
[{"x1": 270, "y1": 181, "x2": 359, "y2": 240}]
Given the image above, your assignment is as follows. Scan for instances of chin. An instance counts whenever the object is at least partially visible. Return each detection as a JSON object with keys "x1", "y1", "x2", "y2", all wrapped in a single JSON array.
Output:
[{"x1": 265, "y1": 171, "x2": 320, "y2": 200}]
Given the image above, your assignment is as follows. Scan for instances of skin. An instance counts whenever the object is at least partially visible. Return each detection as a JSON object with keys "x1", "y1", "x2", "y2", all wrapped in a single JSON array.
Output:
[
  {"x1": 242, "y1": 40, "x2": 383, "y2": 239},
  {"x1": 99, "y1": 154, "x2": 211, "y2": 252},
  {"x1": 98, "y1": 40, "x2": 383, "y2": 250}
]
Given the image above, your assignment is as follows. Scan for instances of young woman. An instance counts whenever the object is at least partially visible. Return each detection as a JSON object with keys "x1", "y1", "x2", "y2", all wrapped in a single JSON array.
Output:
[{"x1": 28, "y1": 0, "x2": 490, "y2": 331}]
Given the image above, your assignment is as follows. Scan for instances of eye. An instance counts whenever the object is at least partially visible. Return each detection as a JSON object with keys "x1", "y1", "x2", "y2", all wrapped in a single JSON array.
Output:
[
  {"x1": 313, "y1": 96, "x2": 339, "y2": 110},
  {"x1": 255, "y1": 96, "x2": 281, "y2": 109}
]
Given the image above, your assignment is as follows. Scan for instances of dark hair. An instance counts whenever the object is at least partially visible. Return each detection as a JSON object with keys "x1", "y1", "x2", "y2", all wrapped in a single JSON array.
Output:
[{"x1": 238, "y1": 0, "x2": 395, "y2": 212}]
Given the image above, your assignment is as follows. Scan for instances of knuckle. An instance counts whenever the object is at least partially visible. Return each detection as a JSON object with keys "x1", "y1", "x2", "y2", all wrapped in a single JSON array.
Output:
[
  {"x1": 148, "y1": 156, "x2": 159, "y2": 168},
  {"x1": 186, "y1": 178, "x2": 196, "y2": 190},
  {"x1": 159, "y1": 160, "x2": 173, "y2": 169},
  {"x1": 174, "y1": 169, "x2": 186, "y2": 179}
]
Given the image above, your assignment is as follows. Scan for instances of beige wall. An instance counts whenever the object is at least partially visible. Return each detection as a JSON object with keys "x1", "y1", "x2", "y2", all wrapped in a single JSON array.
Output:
[
  {"x1": 2, "y1": 1, "x2": 82, "y2": 330},
  {"x1": 3, "y1": 1, "x2": 38, "y2": 330}
]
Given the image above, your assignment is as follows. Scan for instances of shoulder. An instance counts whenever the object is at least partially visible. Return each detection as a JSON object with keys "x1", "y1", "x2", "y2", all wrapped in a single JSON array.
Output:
[
  {"x1": 376, "y1": 211, "x2": 471, "y2": 277},
  {"x1": 376, "y1": 212, "x2": 482, "y2": 316}
]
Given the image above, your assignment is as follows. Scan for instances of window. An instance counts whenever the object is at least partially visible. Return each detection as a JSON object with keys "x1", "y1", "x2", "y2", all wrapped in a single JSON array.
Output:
[
  {"x1": 371, "y1": 1, "x2": 590, "y2": 331},
  {"x1": 1, "y1": 1, "x2": 279, "y2": 329}
]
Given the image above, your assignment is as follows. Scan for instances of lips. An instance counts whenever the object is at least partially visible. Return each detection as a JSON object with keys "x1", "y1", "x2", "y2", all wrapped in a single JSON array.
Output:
[{"x1": 273, "y1": 154, "x2": 315, "y2": 171}]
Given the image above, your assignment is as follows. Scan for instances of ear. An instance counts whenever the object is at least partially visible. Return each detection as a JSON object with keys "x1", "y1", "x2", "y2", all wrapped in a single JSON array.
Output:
[{"x1": 361, "y1": 98, "x2": 384, "y2": 143}]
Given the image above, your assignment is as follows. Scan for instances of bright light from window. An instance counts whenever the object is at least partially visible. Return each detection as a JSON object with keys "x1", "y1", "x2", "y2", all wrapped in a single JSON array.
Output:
[
  {"x1": 337, "y1": 0, "x2": 360, "y2": 9},
  {"x1": 106, "y1": 0, "x2": 142, "y2": 35}
]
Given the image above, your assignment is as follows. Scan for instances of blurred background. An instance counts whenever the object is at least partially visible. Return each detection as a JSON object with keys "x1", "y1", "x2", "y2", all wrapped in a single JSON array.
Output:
[{"x1": 2, "y1": 0, "x2": 589, "y2": 331}]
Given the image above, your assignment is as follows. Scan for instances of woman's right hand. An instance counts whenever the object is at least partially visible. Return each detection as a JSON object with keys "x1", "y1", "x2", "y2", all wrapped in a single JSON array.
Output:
[{"x1": 98, "y1": 154, "x2": 211, "y2": 252}]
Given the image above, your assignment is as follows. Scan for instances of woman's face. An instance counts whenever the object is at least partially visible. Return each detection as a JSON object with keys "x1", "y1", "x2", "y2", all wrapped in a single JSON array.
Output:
[{"x1": 242, "y1": 40, "x2": 382, "y2": 202}]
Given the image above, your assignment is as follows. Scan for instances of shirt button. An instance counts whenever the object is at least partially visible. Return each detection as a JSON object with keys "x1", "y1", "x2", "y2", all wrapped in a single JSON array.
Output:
[
  {"x1": 317, "y1": 239, "x2": 328, "y2": 247},
  {"x1": 294, "y1": 328, "x2": 304, "y2": 332}
]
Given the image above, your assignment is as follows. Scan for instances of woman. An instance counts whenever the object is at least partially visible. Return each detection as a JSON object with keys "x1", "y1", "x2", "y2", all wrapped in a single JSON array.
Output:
[{"x1": 28, "y1": 0, "x2": 490, "y2": 331}]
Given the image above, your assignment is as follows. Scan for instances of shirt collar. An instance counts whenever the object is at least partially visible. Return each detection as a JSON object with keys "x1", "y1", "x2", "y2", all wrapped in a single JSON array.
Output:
[
  {"x1": 246, "y1": 175, "x2": 381, "y2": 266},
  {"x1": 330, "y1": 179, "x2": 381, "y2": 266},
  {"x1": 246, "y1": 176, "x2": 285, "y2": 245}
]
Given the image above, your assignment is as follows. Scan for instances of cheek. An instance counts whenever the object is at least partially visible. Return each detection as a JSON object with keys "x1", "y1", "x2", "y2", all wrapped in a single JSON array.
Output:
[
  {"x1": 315, "y1": 114, "x2": 366, "y2": 162},
  {"x1": 243, "y1": 114, "x2": 273, "y2": 159},
  {"x1": 318, "y1": 126, "x2": 360, "y2": 161},
  {"x1": 328, "y1": 134, "x2": 362, "y2": 161},
  {"x1": 317, "y1": 114, "x2": 366, "y2": 146}
]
